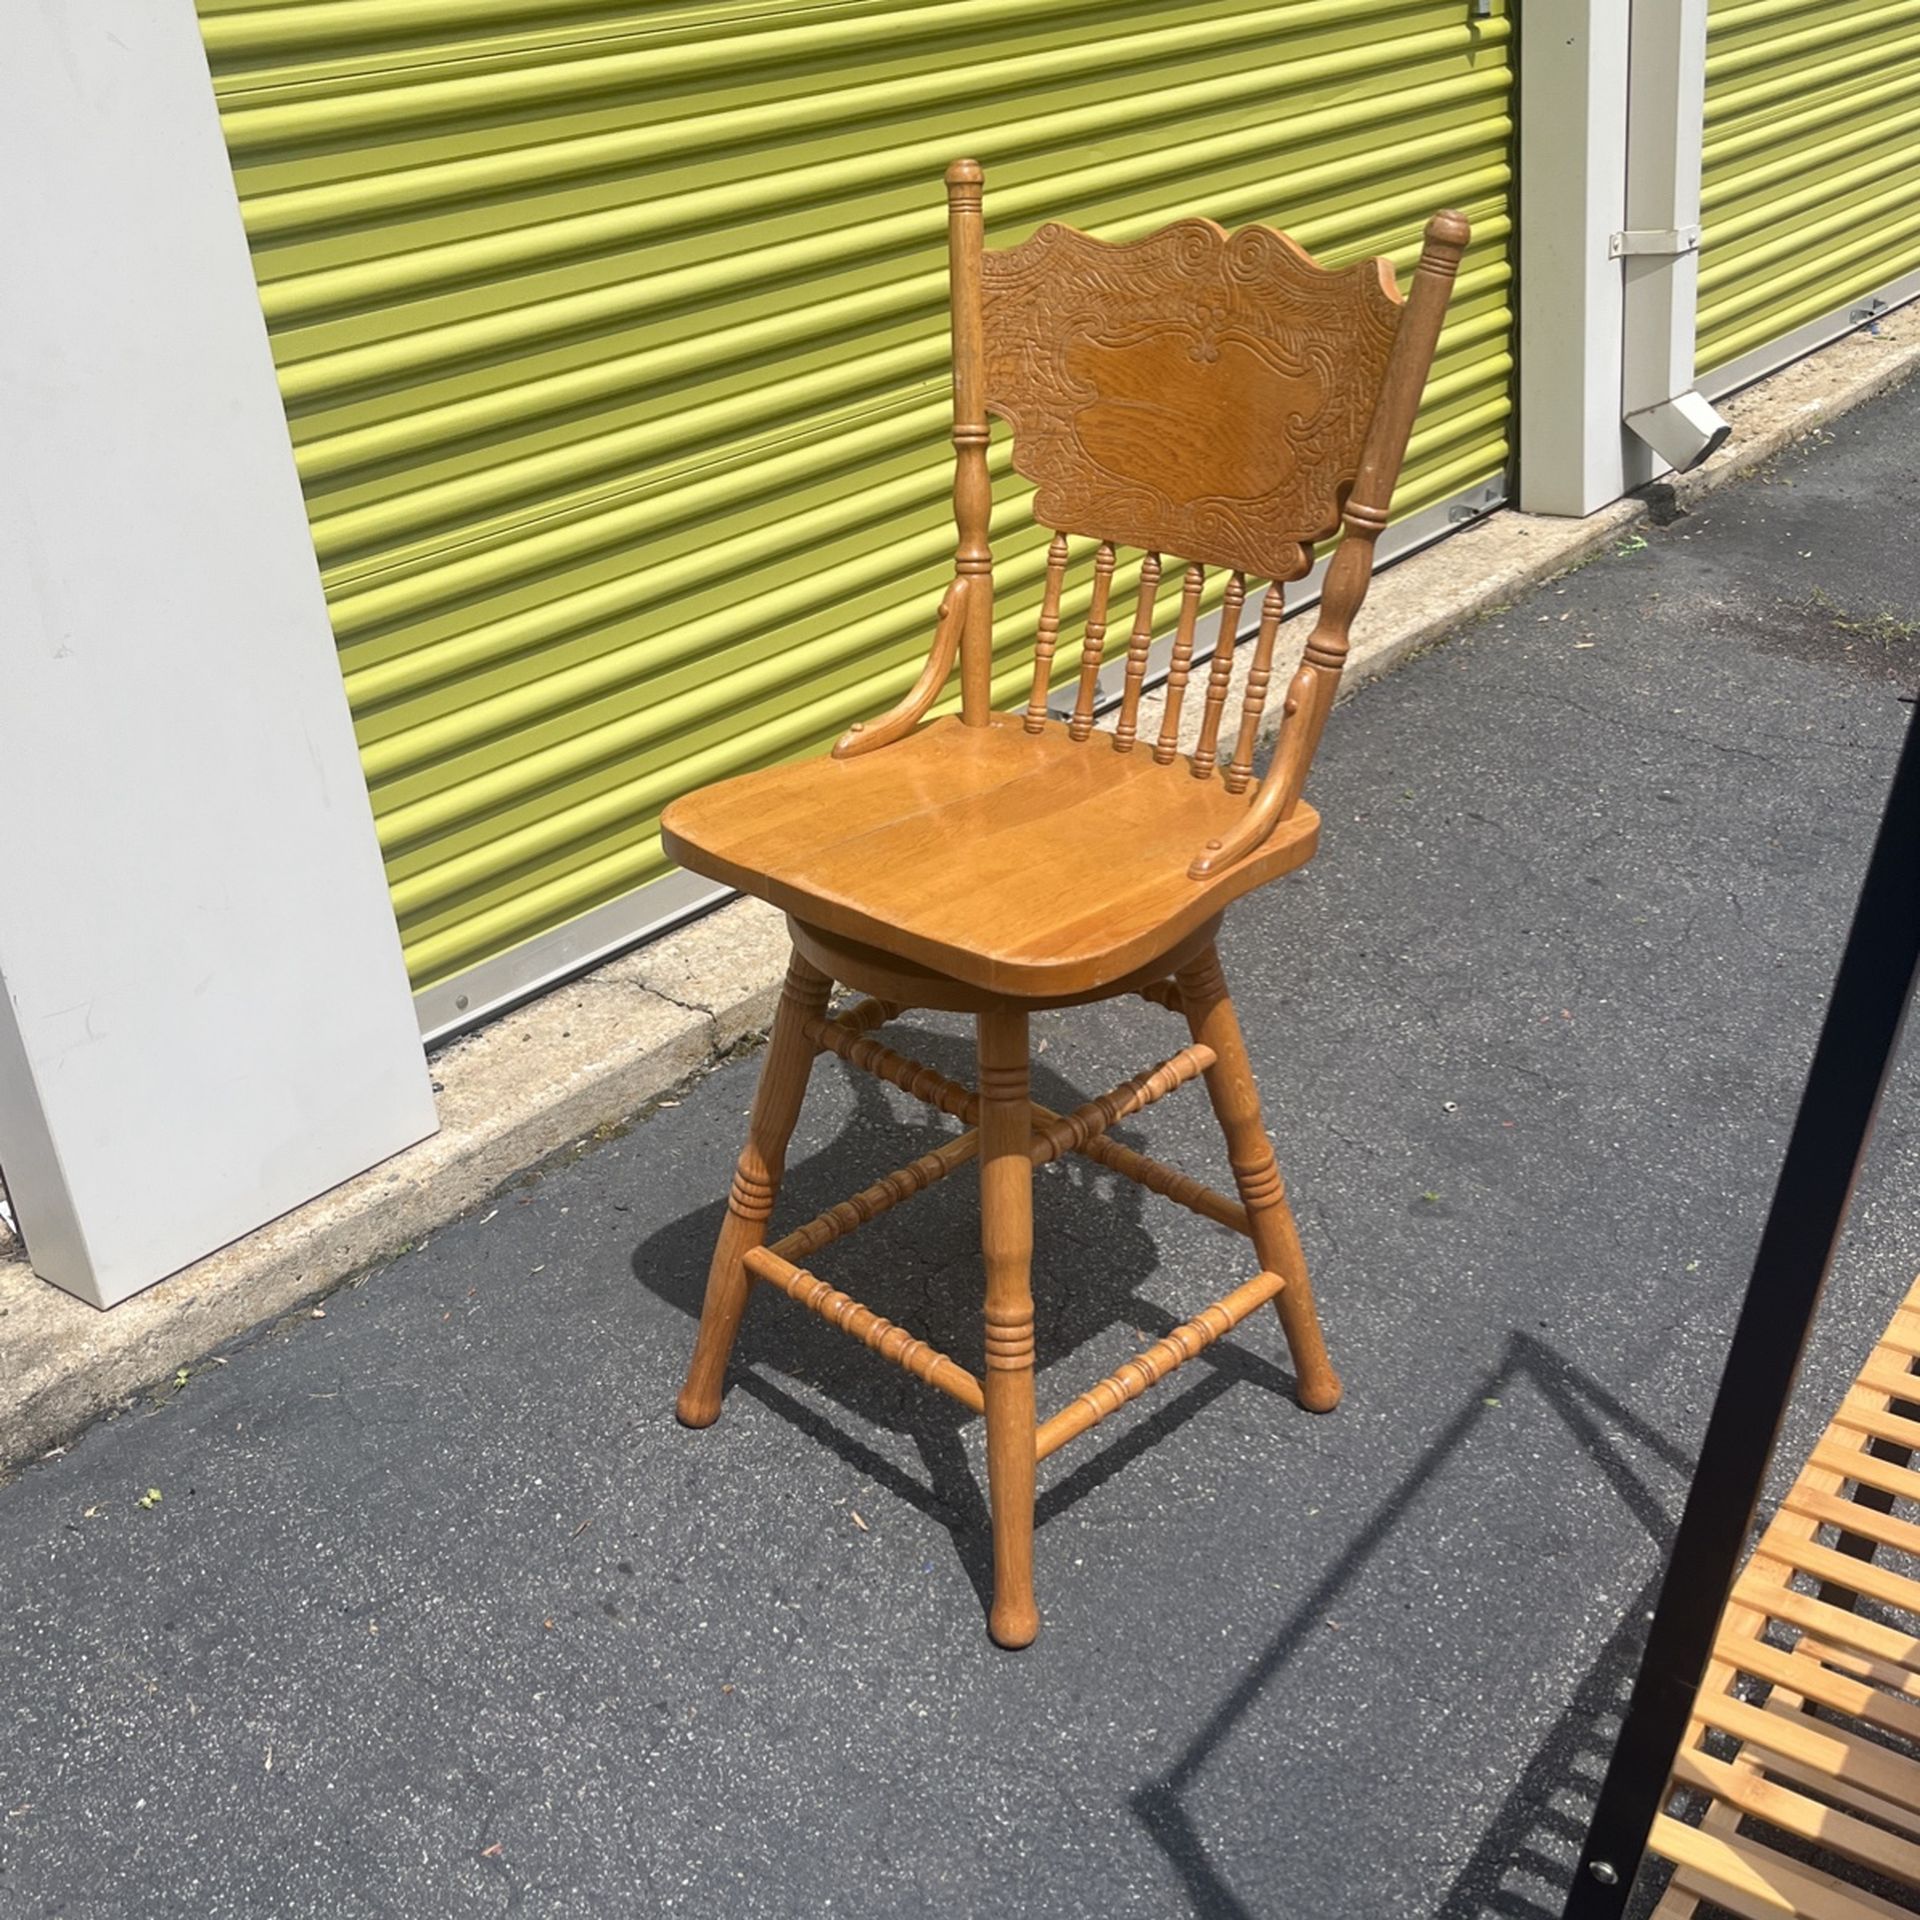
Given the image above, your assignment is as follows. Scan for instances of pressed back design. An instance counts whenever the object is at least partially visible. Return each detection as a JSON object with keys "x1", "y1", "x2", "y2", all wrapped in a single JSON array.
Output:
[
  {"x1": 838, "y1": 161, "x2": 1465, "y2": 884},
  {"x1": 979, "y1": 219, "x2": 1402, "y2": 583}
]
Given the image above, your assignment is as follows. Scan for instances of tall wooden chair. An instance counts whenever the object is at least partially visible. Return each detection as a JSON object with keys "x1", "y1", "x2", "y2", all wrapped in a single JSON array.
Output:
[{"x1": 662, "y1": 161, "x2": 1467, "y2": 1647}]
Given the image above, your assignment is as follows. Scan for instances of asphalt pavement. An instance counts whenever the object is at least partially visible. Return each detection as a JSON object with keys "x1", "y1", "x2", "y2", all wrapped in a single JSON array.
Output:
[{"x1": 2, "y1": 378, "x2": 1917, "y2": 1920}]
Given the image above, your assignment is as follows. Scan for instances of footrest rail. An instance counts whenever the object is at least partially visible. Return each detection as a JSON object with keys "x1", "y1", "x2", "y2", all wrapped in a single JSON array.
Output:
[
  {"x1": 1035, "y1": 1268, "x2": 1287, "y2": 1460},
  {"x1": 803, "y1": 1015, "x2": 977, "y2": 1120},
  {"x1": 743, "y1": 1245, "x2": 985, "y2": 1413},
  {"x1": 808, "y1": 1009, "x2": 1215, "y2": 1162},
  {"x1": 769, "y1": 1132, "x2": 981, "y2": 1265},
  {"x1": 1071, "y1": 1132, "x2": 1251, "y2": 1236},
  {"x1": 1030, "y1": 1046, "x2": 1215, "y2": 1164}
]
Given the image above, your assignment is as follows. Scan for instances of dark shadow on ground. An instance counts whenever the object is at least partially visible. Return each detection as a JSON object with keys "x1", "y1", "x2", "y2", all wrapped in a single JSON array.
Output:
[
  {"x1": 1132, "y1": 1334, "x2": 1691, "y2": 1919},
  {"x1": 1432, "y1": 1568, "x2": 1674, "y2": 1920},
  {"x1": 632, "y1": 1016, "x2": 1297, "y2": 1619}
]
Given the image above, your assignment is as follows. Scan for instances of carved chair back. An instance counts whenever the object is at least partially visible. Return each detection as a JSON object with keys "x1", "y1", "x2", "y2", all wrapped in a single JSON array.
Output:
[{"x1": 929, "y1": 159, "x2": 1467, "y2": 877}]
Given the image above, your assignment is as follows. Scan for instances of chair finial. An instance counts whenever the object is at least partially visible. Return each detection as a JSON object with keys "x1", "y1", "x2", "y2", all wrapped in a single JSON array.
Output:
[{"x1": 1420, "y1": 209, "x2": 1471, "y2": 273}]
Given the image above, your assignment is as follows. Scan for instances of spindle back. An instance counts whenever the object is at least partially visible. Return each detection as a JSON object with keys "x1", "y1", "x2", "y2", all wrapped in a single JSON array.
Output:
[{"x1": 939, "y1": 158, "x2": 1467, "y2": 834}]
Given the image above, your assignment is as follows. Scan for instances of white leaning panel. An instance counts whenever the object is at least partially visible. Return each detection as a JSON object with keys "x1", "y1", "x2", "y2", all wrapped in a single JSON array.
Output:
[{"x1": 0, "y1": 2, "x2": 437, "y2": 1308}]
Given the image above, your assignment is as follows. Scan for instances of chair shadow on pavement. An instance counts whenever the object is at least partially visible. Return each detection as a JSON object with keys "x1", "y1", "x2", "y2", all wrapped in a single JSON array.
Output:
[
  {"x1": 1130, "y1": 1333, "x2": 1692, "y2": 1920},
  {"x1": 630, "y1": 1017, "x2": 1307, "y2": 1621}
]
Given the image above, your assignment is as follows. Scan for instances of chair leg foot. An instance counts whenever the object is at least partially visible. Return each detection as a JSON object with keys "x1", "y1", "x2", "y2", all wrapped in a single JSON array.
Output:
[
  {"x1": 675, "y1": 1208, "x2": 756, "y2": 1428},
  {"x1": 989, "y1": 1598, "x2": 1041, "y2": 1652},
  {"x1": 1263, "y1": 1193, "x2": 1343, "y2": 1414},
  {"x1": 1176, "y1": 944, "x2": 1343, "y2": 1415},
  {"x1": 979, "y1": 1006, "x2": 1040, "y2": 1649},
  {"x1": 1294, "y1": 1374, "x2": 1345, "y2": 1416},
  {"x1": 677, "y1": 950, "x2": 831, "y2": 1428}
]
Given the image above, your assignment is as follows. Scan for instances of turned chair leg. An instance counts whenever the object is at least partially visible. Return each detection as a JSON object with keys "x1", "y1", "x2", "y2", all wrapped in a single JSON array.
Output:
[
  {"x1": 977, "y1": 1006, "x2": 1040, "y2": 1648},
  {"x1": 677, "y1": 950, "x2": 832, "y2": 1428},
  {"x1": 1176, "y1": 945, "x2": 1343, "y2": 1413}
]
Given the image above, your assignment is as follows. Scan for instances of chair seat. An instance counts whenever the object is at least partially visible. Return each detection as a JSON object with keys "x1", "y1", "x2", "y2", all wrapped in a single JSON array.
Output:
[{"x1": 660, "y1": 712, "x2": 1319, "y2": 997}]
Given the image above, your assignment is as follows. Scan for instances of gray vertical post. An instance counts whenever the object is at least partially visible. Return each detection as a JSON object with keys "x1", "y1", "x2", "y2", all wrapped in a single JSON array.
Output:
[
  {"x1": 1519, "y1": 0, "x2": 1633, "y2": 514},
  {"x1": 1620, "y1": 0, "x2": 1729, "y2": 480}
]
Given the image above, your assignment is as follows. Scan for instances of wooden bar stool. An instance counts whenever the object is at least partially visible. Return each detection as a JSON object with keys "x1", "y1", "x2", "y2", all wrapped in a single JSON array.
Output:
[{"x1": 662, "y1": 161, "x2": 1467, "y2": 1647}]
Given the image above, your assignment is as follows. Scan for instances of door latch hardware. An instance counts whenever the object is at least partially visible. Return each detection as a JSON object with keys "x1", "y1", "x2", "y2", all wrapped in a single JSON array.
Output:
[
  {"x1": 1608, "y1": 225, "x2": 1701, "y2": 259},
  {"x1": 1447, "y1": 482, "x2": 1504, "y2": 525}
]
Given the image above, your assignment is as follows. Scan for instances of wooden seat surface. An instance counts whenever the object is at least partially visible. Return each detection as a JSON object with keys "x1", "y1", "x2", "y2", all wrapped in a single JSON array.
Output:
[{"x1": 661, "y1": 711, "x2": 1319, "y2": 997}]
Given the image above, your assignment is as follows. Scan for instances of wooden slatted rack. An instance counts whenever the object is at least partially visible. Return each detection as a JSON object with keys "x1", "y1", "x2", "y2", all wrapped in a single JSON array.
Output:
[
  {"x1": 738, "y1": 994, "x2": 1283, "y2": 1460},
  {"x1": 1650, "y1": 1274, "x2": 1920, "y2": 1919}
]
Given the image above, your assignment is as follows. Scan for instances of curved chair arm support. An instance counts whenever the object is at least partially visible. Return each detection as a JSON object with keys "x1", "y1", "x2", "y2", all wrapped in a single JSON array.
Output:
[
  {"x1": 1186, "y1": 649, "x2": 1334, "y2": 879},
  {"x1": 833, "y1": 577, "x2": 973, "y2": 760}
]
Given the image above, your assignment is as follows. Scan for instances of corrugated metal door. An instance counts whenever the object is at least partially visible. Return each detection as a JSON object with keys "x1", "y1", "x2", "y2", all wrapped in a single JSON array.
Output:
[
  {"x1": 1699, "y1": 0, "x2": 1920, "y2": 386},
  {"x1": 197, "y1": 0, "x2": 1514, "y2": 1022}
]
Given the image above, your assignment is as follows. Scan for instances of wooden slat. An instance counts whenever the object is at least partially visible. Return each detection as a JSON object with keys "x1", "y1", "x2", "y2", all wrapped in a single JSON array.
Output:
[
  {"x1": 1811, "y1": 1438, "x2": 1920, "y2": 1507},
  {"x1": 1651, "y1": 1814, "x2": 1920, "y2": 1920},
  {"x1": 1673, "y1": 1747, "x2": 1920, "y2": 1888},
  {"x1": 1833, "y1": 1401, "x2": 1920, "y2": 1454},
  {"x1": 1728, "y1": 1633, "x2": 1920, "y2": 1748},
  {"x1": 1785, "y1": 1482, "x2": 1920, "y2": 1562},
  {"x1": 1855, "y1": 1360, "x2": 1920, "y2": 1405},
  {"x1": 1739, "y1": 1716, "x2": 1920, "y2": 1843},
  {"x1": 1751, "y1": 1735, "x2": 1920, "y2": 1835},
  {"x1": 1694, "y1": 1682, "x2": 1920, "y2": 1816},
  {"x1": 1035, "y1": 1268, "x2": 1286, "y2": 1460},
  {"x1": 1651, "y1": 1885, "x2": 1703, "y2": 1920},
  {"x1": 744, "y1": 1245, "x2": 985, "y2": 1413},
  {"x1": 1877, "y1": 1309, "x2": 1920, "y2": 1358},
  {"x1": 1743, "y1": 1578, "x2": 1920, "y2": 1674},
  {"x1": 1791, "y1": 1635, "x2": 1920, "y2": 1700},
  {"x1": 1768, "y1": 1535, "x2": 1920, "y2": 1621}
]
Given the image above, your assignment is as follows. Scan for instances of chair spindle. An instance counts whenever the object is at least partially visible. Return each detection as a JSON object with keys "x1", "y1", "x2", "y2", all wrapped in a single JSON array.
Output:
[
  {"x1": 1024, "y1": 532, "x2": 1072, "y2": 734},
  {"x1": 1223, "y1": 582, "x2": 1286, "y2": 795},
  {"x1": 944, "y1": 160, "x2": 995, "y2": 726},
  {"x1": 1112, "y1": 552, "x2": 1164, "y2": 752},
  {"x1": 1152, "y1": 562, "x2": 1207, "y2": 764},
  {"x1": 1068, "y1": 541, "x2": 1118, "y2": 742},
  {"x1": 1189, "y1": 571, "x2": 1247, "y2": 779}
]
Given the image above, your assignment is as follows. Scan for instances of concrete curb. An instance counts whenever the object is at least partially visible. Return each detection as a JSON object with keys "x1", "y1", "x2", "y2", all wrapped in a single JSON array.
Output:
[{"x1": 3, "y1": 311, "x2": 1916, "y2": 1473}]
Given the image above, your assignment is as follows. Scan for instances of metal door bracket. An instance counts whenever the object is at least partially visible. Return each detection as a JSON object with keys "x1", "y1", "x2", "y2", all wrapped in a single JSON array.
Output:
[{"x1": 1609, "y1": 225, "x2": 1701, "y2": 259}]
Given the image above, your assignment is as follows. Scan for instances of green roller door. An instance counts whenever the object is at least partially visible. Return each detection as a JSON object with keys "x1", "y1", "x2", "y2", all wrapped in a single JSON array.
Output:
[
  {"x1": 1700, "y1": 0, "x2": 1920, "y2": 382},
  {"x1": 196, "y1": 0, "x2": 1514, "y2": 1012}
]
